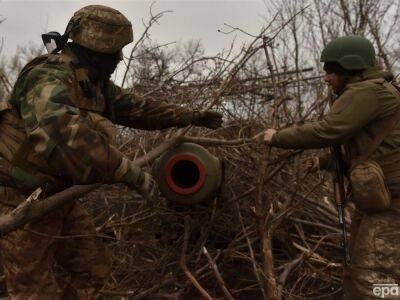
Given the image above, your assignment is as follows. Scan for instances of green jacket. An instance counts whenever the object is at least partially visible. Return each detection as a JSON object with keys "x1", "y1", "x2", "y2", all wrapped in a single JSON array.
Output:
[{"x1": 270, "y1": 67, "x2": 400, "y2": 196}]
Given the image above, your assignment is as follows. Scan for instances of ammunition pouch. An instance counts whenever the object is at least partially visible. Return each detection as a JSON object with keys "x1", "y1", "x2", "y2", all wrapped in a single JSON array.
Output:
[
  {"x1": 350, "y1": 160, "x2": 391, "y2": 213},
  {"x1": 348, "y1": 79, "x2": 400, "y2": 213}
]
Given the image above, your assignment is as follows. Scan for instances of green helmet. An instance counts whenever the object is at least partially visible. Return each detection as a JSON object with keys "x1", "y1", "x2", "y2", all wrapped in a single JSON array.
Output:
[
  {"x1": 65, "y1": 5, "x2": 133, "y2": 54},
  {"x1": 320, "y1": 36, "x2": 376, "y2": 70}
]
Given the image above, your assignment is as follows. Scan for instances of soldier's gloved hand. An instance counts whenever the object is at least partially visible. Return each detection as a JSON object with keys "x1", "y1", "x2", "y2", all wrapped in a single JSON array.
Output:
[
  {"x1": 300, "y1": 155, "x2": 320, "y2": 174},
  {"x1": 192, "y1": 110, "x2": 223, "y2": 129},
  {"x1": 124, "y1": 162, "x2": 160, "y2": 203},
  {"x1": 135, "y1": 171, "x2": 160, "y2": 204}
]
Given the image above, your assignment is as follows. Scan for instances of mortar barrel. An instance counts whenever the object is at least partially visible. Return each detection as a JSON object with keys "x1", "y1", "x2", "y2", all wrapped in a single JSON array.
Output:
[{"x1": 153, "y1": 143, "x2": 222, "y2": 204}]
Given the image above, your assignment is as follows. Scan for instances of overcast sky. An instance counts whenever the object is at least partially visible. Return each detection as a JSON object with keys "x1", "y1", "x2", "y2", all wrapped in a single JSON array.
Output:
[{"x1": 0, "y1": 0, "x2": 268, "y2": 58}]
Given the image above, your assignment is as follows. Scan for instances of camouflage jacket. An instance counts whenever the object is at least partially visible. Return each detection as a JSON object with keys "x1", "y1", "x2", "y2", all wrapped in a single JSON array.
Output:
[
  {"x1": 0, "y1": 46, "x2": 197, "y2": 196},
  {"x1": 270, "y1": 67, "x2": 400, "y2": 196}
]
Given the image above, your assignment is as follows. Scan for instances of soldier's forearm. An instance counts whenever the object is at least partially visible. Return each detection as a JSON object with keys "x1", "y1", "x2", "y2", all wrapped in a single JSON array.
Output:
[
  {"x1": 271, "y1": 125, "x2": 334, "y2": 149},
  {"x1": 116, "y1": 106, "x2": 196, "y2": 130},
  {"x1": 113, "y1": 90, "x2": 199, "y2": 130},
  {"x1": 28, "y1": 114, "x2": 137, "y2": 186}
]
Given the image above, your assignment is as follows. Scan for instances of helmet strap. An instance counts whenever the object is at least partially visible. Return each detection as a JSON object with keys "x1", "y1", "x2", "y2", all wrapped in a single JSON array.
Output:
[
  {"x1": 41, "y1": 32, "x2": 69, "y2": 54},
  {"x1": 42, "y1": 18, "x2": 81, "y2": 54}
]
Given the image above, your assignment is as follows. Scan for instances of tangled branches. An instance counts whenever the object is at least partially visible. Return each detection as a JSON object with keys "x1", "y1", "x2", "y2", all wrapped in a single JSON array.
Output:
[{"x1": 1, "y1": 0, "x2": 400, "y2": 299}]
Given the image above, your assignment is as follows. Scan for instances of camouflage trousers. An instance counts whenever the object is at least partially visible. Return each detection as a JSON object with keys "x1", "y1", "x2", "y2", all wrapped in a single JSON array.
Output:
[
  {"x1": 0, "y1": 187, "x2": 111, "y2": 300},
  {"x1": 343, "y1": 208, "x2": 400, "y2": 299}
]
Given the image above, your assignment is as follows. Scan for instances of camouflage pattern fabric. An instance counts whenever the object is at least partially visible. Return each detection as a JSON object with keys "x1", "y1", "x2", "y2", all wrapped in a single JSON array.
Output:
[
  {"x1": 110, "y1": 86, "x2": 197, "y2": 130},
  {"x1": 0, "y1": 187, "x2": 111, "y2": 299},
  {"x1": 66, "y1": 5, "x2": 133, "y2": 54},
  {"x1": 8, "y1": 45, "x2": 197, "y2": 191},
  {"x1": 343, "y1": 209, "x2": 400, "y2": 299},
  {"x1": 0, "y1": 44, "x2": 200, "y2": 298}
]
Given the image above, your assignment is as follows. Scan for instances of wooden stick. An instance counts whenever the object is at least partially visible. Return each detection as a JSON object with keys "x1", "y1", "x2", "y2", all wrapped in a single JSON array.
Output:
[
  {"x1": 202, "y1": 246, "x2": 234, "y2": 300},
  {"x1": 0, "y1": 184, "x2": 100, "y2": 236},
  {"x1": 180, "y1": 216, "x2": 213, "y2": 300},
  {"x1": 252, "y1": 36, "x2": 279, "y2": 300}
]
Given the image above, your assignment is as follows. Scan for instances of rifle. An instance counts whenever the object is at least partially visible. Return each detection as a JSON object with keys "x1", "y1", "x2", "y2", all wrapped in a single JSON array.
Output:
[{"x1": 331, "y1": 145, "x2": 351, "y2": 266}]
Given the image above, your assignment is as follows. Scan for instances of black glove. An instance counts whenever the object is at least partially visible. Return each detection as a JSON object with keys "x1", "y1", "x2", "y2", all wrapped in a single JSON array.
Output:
[{"x1": 192, "y1": 110, "x2": 223, "y2": 129}]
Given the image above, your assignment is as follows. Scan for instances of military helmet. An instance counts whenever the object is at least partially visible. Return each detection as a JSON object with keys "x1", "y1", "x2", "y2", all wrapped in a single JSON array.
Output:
[
  {"x1": 65, "y1": 5, "x2": 133, "y2": 54},
  {"x1": 320, "y1": 36, "x2": 376, "y2": 70}
]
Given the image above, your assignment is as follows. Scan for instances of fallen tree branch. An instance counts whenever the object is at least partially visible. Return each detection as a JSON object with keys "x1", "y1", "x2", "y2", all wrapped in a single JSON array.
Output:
[
  {"x1": 180, "y1": 216, "x2": 213, "y2": 300},
  {"x1": 0, "y1": 124, "x2": 192, "y2": 236},
  {"x1": 202, "y1": 246, "x2": 234, "y2": 300},
  {"x1": 133, "y1": 130, "x2": 187, "y2": 166},
  {"x1": 0, "y1": 184, "x2": 100, "y2": 236},
  {"x1": 182, "y1": 131, "x2": 263, "y2": 146}
]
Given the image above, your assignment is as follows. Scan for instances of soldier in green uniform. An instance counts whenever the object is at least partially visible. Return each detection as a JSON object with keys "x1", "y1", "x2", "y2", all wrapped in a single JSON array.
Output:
[
  {"x1": 264, "y1": 36, "x2": 400, "y2": 299},
  {"x1": 0, "y1": 5, "x2": 222, "y2": 299}
]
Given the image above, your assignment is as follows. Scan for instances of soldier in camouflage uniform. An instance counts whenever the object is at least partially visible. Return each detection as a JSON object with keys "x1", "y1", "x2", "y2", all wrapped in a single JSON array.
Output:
[
  {"x1": 0, "y1": 5, "x2": 222, "y2": 299},
  {"x1": 264, "y1": 36, "x2": 400, "y2": 299}
]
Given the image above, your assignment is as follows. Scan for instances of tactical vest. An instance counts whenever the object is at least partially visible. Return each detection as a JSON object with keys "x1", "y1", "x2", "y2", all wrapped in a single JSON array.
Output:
[{"x1": 0, "y1": 53, "x2": 118, "y2": 191}]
